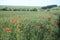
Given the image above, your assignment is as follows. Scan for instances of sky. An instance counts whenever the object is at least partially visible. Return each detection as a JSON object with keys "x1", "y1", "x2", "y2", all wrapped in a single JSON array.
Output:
[{"x1": 0, "y1": 0, "x2": 60, "y2": 6}]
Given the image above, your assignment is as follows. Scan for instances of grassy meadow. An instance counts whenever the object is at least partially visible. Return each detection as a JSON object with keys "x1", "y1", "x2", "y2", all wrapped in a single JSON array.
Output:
[{"x1": 0, "y1": 6, "x2": 60, "y2": 40}]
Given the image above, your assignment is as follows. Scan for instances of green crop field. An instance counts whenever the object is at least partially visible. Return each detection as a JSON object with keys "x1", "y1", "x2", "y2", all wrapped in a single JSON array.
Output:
[{"x1": 0, "y1": 6, "x2": 60, "y2": 40}]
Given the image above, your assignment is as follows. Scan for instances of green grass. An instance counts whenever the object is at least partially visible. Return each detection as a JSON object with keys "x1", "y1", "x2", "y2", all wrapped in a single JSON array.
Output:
[{"x1": 0, "y1": 10, "x2": 60, "y2": 40}]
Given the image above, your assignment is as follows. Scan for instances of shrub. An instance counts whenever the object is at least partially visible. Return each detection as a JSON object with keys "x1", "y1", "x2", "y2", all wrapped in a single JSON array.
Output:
[{"x1": 30, "y1": 8, "x2": 38, "y2": 11}]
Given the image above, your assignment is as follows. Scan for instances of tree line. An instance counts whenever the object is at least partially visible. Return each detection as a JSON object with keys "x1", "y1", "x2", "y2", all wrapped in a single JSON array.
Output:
[
  {"x1": 41, "y1": 5, "x2": 57, "y2": 9},
  {"x1": 0, "y1": 7, "x2": 38, "y2": 11}
]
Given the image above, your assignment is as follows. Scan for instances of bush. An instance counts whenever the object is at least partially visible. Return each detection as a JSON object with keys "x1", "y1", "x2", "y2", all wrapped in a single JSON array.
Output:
[
  {"x1": 1, "y1": 7, "x2": 8, "y2": 11},
  {"x1": 30, "y1": 8, "x2": 38, "y2": 11},
  {"x1": 26, "y1": 9, "x2": 29, "y2": 11}
]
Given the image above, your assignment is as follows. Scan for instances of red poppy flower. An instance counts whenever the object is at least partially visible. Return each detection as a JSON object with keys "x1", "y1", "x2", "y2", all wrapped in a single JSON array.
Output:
[
  {"x1": 41, "y1": 17, "x2": 44, "y2": 21},
  {"x1": 11, "y1": 18, "x2": 16, "y2": 23},
  {"x1": 18, "y1": 16, "x2": 20, "y2": 19},
  {"x1": 5, "y1": 27, "x2": 10, "y2": 32},
  {"x1": 16, "y1": 24, "x2": 20, "y2": 28},
  {"x1": 37, "y1": 25, "x2": 41, "y2": 30}
]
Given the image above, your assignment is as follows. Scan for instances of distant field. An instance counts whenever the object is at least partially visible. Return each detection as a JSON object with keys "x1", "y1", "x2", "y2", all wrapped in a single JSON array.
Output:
[{"x1": 0, "y1": 9, "x2": 60, "y2": 40}]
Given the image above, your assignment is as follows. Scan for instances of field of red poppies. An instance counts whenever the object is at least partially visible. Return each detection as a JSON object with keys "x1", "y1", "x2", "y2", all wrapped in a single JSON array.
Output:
[{"x1": 0, "y1": 11, "x2": 60, "y2": 40}]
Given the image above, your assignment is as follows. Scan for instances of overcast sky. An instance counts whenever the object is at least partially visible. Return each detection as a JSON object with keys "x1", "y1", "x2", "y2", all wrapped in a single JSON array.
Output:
[{"x1": 0, "y1": 0, "x2": 60, "y2": 6}]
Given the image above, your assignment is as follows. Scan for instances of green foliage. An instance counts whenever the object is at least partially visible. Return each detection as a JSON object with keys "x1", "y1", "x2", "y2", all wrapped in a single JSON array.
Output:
[
  {"x1": 0, "y1": 10, "x2": 60, "y2": 40},
  {"x1": 30, "y1": 8, "x2": 38, "y2": 11},
  {"x1": 1, "y1": 7, "x2": 8, "y2": 11},
  {"x1": 41, "y1": 5, "x2": 57, "y2": 9},
  {"x1": 0, "y1": 7, "x2": 38, "y2": 11}
]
